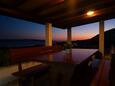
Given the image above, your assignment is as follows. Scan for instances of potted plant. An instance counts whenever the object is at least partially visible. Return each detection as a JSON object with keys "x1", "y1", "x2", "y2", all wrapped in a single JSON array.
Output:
[{"x1": 64, "y1": 42, "x2": 73, "y2": 53}]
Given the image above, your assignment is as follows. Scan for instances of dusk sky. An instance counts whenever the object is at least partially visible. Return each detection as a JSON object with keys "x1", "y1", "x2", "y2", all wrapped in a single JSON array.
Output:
[{"x1": 0, "y1": 15, "x2": 115, "y2": 41}]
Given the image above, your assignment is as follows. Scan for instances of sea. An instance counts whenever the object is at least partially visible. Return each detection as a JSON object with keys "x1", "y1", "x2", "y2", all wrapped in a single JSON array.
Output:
[{"x1": 0, "y1": 39, "x2": 45, "y2": 48}]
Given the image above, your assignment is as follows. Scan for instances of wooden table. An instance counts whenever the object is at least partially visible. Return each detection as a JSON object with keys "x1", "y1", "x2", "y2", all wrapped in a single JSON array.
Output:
[
  {"x1": 29, "y1": 49, "x2": 98, "y2": 86},
  {"x1": 30, "y1": 49, "x2": 97, "y2": 64}
]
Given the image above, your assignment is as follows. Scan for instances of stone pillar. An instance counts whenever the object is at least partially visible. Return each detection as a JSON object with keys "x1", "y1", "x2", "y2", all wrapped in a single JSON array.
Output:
[
  {"x1": 67, "y1": 27, "x2": 72, "y2": 44},
  {"x1": 45, "y1": 23, "x2": 52, "y2": 46},
  {"x1": 99, "y1": 20, "x2": 104, "y2": 56}
]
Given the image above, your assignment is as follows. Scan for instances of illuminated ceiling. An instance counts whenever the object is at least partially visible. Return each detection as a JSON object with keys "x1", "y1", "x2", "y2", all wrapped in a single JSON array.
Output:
[{"x1": 0, "y1": 0, "x2": 115, "y2": 29}]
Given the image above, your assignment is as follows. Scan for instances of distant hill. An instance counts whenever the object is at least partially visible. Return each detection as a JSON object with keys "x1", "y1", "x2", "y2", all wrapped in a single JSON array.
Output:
[
  {"x1": 72, "y1": 28, "x2": 115, "y2": 48},
  {"x1": 91, "y1": 28, "x2": 115, "y2": 42},
  {"x1": 1, "y1": 28, "x2": 115, "y2": 48}
]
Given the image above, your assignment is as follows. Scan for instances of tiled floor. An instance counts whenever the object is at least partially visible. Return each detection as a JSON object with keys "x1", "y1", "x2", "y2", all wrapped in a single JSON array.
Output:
[
  {"x1": 0, "y1": 56, "x2": 111, "y2": 86},
  {"x1": 0, "y1": 61, "x2": 42, "y2": 86},
  {"x1": 2, "y1": 79, "x2": 18, "y2": 86}
]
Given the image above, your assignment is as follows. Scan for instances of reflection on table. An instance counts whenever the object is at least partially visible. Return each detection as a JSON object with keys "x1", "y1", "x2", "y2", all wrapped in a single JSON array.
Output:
[
  {"x1": 13, "y1": 49, "x2": 97, "y2": 86},
  {"x1": 29, "y1": 49, "x2": 98, "y2": 86}
]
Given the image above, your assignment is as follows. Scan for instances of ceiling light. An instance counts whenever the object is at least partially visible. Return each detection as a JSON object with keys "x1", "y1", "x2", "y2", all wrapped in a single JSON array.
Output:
[{"x1": 86, "y1": 11, "x2": 94, "y2": 16}]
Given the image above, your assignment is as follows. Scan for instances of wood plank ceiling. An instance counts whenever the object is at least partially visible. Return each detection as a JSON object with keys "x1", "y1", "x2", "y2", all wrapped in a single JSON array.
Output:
[{"x1": 0, "y1": 0, "x2": 115, "y2": 29}]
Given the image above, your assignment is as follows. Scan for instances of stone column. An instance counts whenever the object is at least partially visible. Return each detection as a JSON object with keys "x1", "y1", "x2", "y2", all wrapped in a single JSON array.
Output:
[
  {"x1": 67, "y1": 27, "x2": 72, "y2": 44},
  {"x1": 99, "y1": 20, "x2": 104, "y2": 56},
  {"x1": 45, "y1": 23, "x2": 52, "y2": 46}
]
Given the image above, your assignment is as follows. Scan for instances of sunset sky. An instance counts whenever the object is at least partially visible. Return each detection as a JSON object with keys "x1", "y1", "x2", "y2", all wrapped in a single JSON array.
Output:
[{"x1": 0, "y1": 15, "x2": 115, "y2": 41}]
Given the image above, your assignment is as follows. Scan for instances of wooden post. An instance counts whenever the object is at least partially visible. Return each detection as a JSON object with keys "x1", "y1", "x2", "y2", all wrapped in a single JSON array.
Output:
[
  {"x1": 67, "y1": 27, "x2": 72, "y2": 45},
  {"x1": 99, "y1": 20, "x2": 104, "y2": 56},
  {"x1": 45, "y1": 23, "x2": 52, "y2": 46}
]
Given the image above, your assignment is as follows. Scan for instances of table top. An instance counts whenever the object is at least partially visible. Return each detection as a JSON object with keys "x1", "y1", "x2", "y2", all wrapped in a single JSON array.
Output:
[{"x1": 31, "y1": 49, "x2": 97, "y2": 65}]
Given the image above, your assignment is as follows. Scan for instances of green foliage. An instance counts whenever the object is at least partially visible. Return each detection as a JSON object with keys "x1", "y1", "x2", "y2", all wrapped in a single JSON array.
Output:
[
  {"x1": 105, "y1": 55, "x2": 110, "y2": 60},
  {"x1": 63, "y1": 43, "x2": 73, "y2": 49},
  {"x1": 0, "y1": 48, "x2": 10, "y2": 66}
]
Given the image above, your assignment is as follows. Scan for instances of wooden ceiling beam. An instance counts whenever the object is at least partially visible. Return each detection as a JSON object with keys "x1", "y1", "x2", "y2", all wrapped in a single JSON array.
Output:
[
  {"x1": 0, "y1": 6, "x2": 45, "y2": 25},
  {"x1": 0, "y1": 0, "x2": 28, "y2": 8},
  {"x1": 30, "y1": 0, "x2": 64, "y2": 14},
  {"x1": 35, "y1": 0, "x2": 113, "y2": 17},
  {"x1": 34, "y1": 0, "x2": 89, "y2": 16},
  {"x1": 53, "y1": 11, "x2": 115, "y2": 29},
  {"x1": 53, "y1": 6, "x2": 115, "y2": 26},
  {"x1": 14, "y1": 0, "x2": 29, "y2": 7},
  {"x1": 46, "y1": 0, "x2": 115, "y2": 21},
  {"x1": 35, "y1": 2, "x2": 66, "y2": 17},
  {"x1": 0, "y1": 0, "x2": 115, "y2": 29},
  {"x1": 68, "y1": 13, "x2": 115, "y2": 27}
]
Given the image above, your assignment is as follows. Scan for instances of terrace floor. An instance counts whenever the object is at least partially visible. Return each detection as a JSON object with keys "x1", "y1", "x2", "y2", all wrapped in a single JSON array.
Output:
[
  {"x1": 0, "y1": 62, "x2": 42, "y2": 86},
  {"x1": 0, "y1": 56, "x2": 109, "y2": 86},
  {"x1": 0, "y1": 47, "x2": 113, "y2": 86}
]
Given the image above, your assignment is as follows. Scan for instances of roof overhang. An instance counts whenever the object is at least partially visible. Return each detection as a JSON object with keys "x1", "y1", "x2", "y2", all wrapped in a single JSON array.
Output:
[{"x1": 0, "y1": 0, "x2": 115, "y2": 29}]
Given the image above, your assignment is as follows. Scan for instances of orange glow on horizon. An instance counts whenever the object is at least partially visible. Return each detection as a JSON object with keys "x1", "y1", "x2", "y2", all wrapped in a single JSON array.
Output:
[
  {"x1": 72, "y1": 35, "x2": 93, "y2": 41},
  {"x1": 53, "y1": 33, "x2": 96, "y2": 41},
  {"x1": 53, "y1": 34, "x2": 67, "y2": 41}
]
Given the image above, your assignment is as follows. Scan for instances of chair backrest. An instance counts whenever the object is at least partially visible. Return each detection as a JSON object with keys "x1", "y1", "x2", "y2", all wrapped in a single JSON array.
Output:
[
  {"x1": 111, "y1": 54, "x2": 115, "y2": 67},
  {"x1": 109, "y1": 54, "x2": 115, "y2": 79},
  {"x1": 94, "y1": 51, "x2": 102, "y2": 59}
]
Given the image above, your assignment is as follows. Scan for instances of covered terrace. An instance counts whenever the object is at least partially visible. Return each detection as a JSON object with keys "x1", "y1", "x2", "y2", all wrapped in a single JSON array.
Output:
[
  {"x1": 0, "y1": 0, "x2": 115, "y2": 86},
  {"x1": 0, "y1": 0, "x2": 115, "y2": 55}
]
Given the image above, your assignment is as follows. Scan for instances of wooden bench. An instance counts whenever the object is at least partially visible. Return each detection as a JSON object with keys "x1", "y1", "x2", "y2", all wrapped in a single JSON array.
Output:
[
  {"x1": 12, "y1": 64, "x2": 49, "y2": 86},
  {"x1": 9, "y1": 45, "x2": 63, "y2": 63},
  {"x1": 109, "y1": 54, "x2": 115, "y2": 86},
  {"x1": 90, "y1": 59, "x2": 110, "y2": 86},
  {"x1": 71, "y1": 51, "x2": 102, "y2": 86}
]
